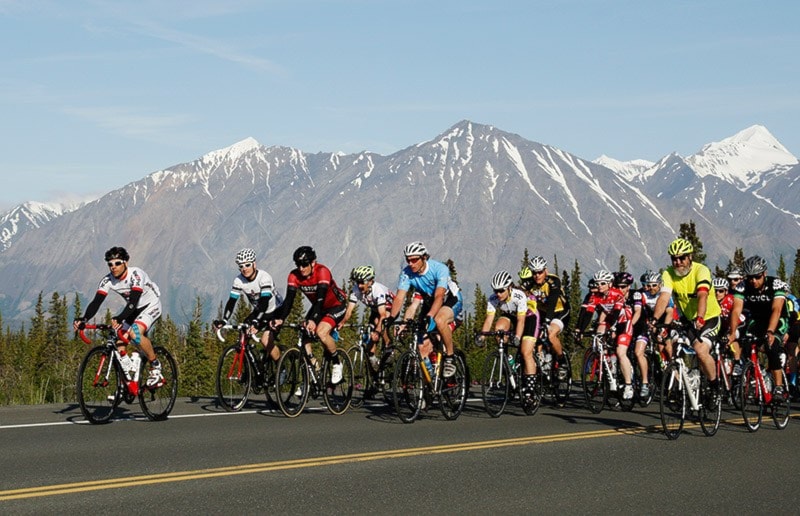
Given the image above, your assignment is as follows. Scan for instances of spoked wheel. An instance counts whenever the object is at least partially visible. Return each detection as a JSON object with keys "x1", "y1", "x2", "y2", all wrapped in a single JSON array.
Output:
[
  {"x1": 740, "y1": 361, "x2": 763, "y2": 432},
  {"x1": 582, "y1": 350, "x2": 607, "y2": 414},
  {"x1": 771, "y1": 369, "x2": 790, "y2": 430},
  {"x1": 481, "y1": 351, "x2": 511, "y2": 417},
  {"x1": 323, "y1": 350, "x2": 353, "y2": 415},
  {"x1": 347, "y1": 345, "x2": 369, "y2": 409},
  {"x1": 379, "y1": 347, "x2": 400, "y2": 405},
  {"x1": 553, "y1": 352, "x2": 572, "y2": 408},
  {"x1": 699, "y1": 375, "x2": 721, "y2": 437},
  {"x1": 139, "y1": 346, "x2": 178, "y2": 421},
  {"x1": 215, "y1": 345, "x2": 251, "y2": 412},
  {"x1": 440, "y1": 353, "x2": 468, "y2": 420},
  {"x1": 77, "y1": 346, "x2": 122, "y2": 424},
  {"x1": 392, "y1": 351, "x2": 423, "y2": 423},
  {"x1": 276, "y1": 348, "x2": 309, "y2": 418},
  {"x1": 660, "y1": 361, "x2": 686, "y2": 440},
  {"x1": 454, "y1": 348, "x2": 472, "y2": 390}
]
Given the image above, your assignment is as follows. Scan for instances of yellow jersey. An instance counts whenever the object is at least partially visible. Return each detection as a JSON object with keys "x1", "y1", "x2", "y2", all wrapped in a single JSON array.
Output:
[{"x1": 661, "y1": 262, "x2": 721, "y2": 321}]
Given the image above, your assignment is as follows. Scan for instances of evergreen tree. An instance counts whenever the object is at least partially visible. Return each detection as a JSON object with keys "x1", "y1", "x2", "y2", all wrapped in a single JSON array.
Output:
[
  {"x1": 521, "y1": 248, "x2": 530, "y2": 270},
  {"x1": 181, "y1": 297, "x2": 213, "y2": 397},
  {"x1": 567, "y1": 260, "x2": 583, "y2": 350},
  {"x1": 678, "y1": 220, "x2": 706, "y2": 264},
  {"x1": 777, "y1": 255, "x2": 787, "y2": 281},
  {"x1": 790, "y1": 249, "x2": 800, "y2": 296},
  {"x1": 618, "y1": 255, "x2": 628, "y2": 273},
  {"x1": 552, "y1": 254, "x2": 559, "y2": 276}
]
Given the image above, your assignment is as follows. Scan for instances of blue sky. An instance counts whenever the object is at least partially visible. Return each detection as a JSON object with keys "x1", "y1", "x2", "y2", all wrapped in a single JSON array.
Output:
[{"x1": 1, "y1": 0, "x2": 798, "y2": 210}]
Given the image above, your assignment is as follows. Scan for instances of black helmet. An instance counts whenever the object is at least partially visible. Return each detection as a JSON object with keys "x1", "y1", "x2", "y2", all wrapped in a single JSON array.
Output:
[
  {"x1": 742, "y1": 255, "x2": 767, "y2": 276},
  {"x1": 293, "y1": 246, "x2": 316, "y2": 265},
  {"x1": 104, "y1": 246, "x2": 130, "y2": 262}
]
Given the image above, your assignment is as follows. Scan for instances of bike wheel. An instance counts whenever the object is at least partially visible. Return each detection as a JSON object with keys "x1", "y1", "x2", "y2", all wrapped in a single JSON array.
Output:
[
  {"x1": 481, "y1": 351, "x2": 510, "y2": 417},
  {"x1": 379, "y1": 347, "x2": 401, "y2": 405},
  {"x1": 581, "y1": 350, "x2": 606, "y2": 414},
  {"x1": 740, "y1": 361, "x2": 763, "y2": 432},
  {"x1": 392, "y1": 351, "x2": 423, "y2": 423},
  {"x1": 440, "y1": 353, "x2": 468, "y2": 420},
  {"x1": 454, "y1": 348, "x2": 472, "y2": 389},
  {"x1": 347, "y1": 345, "x2": 370, "y2": 409},
  {"x1": 77, "y1": 346, "x2": 121, "y2": 424},
  {"x1": 139, "y1": 347, "x2": 178, "y2": 421},
  {"x1": 660, "y1": 361, "x2": 685, "y2": 440},
  {"x1": 276, "y1": 348, "x2": 309, "y2": 417},
  {"x1": 324, "y1": 350, "x2": 353, "y2": 415},
  {"x1": 215, "y1": 345, "x2": 252, "y2": 412},
  {"x1": 699, "y1": 374, "x2": 721, "y2": 437},
  {"x1": 553, "y1": 352, "x2": 572, "y2": 408},
  {"x1": 771, "y1": 369, "x2": 790, "y2": 430}
]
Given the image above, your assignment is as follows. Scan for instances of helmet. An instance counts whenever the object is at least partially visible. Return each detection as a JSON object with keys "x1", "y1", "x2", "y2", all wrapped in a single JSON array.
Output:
[
  {"x1": 104, "y1": 246, "x2": 130, "y2": 262},
  {"x1": 742, "y1": 255, "x2": 767, "y2": 276},
  {"x1": 614, "y1": 271, "x2": 634, "y2": 286},
  {"x1": 518, "y1": 267, "x2": 533, "y2": 280},
  {"x1": 528, "y1": 256, "x2": 547, "y2": 272},
  {"x1": 403, "y1": 241, "x2": 427, "y2": 257},
  {"x1": 293, "y1": 246, "x2": 316, "y2": 265},
  {"x1": 727, "y1": 267, "x2": 743, "y2": 280},
  {"x1": 588, "y1": 278, "x2": 598, "y2": 289},
  {"x1": 667, "y1": 238, "x2": 694, "y2": 256},
  {"x1": 490, "y1": 270, "x2": 513, "y2": 290},
  {"x1": 640, "y1": 270, "x2": 661, "y2": 285},
  {"x1": 235, "y1": 248, "x2": 256, "y2": 264},
  {"x1": 351, "y1": 265, "x2": 375, "y2": 283},
  {"x1": 712, "y1": 277, "x2": 729, "y2": 291},
  {"x1": 593, "y1": 270, "x2": 614, "y2": 283}
]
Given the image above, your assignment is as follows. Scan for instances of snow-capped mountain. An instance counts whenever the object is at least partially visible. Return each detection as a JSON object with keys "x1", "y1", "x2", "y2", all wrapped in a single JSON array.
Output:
[
  {"x1": 593, "y1": 155, "x2": 654, "y2": 182},
  {"x1": 0, "y1": 201, "x2": 83, "y2": 252}
]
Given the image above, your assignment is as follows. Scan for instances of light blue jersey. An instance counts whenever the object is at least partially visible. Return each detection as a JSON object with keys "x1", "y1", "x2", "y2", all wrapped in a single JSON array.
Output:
[{"x1": 397, "y1": 259, "x2": 458, "y2": 298}]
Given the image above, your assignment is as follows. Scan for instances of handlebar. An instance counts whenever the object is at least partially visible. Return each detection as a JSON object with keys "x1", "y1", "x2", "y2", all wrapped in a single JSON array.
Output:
[
  {"x1": 474, "y1": 330, "x2": 516, "y2": 347},
  {"x1": 78, "y1": 323, "x2": 130, "y2": 345},
  {"x1": 214, "y1": 322, "x2": 262, "y2": 343}
]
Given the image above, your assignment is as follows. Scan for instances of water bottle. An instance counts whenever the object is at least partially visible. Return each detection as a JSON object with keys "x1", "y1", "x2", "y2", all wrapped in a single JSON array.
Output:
[
  {"x1": 723, "y1": 358, "x2": 733, "y2": 376},
  {"x1": 761, "y1": 366, "x2": 773, "y2": 392},
  {"x1": 119, "y1": 351, "x2": 133, "y2": 379},
  {"x1": 422, "y1": 357, "x2": 435, "y2": 381},
  {"x1": 609, "y1": 355, "x2": 617, "y2": 376},
  {"x1": 688, "y1": 369, "x2": 700, "y2": 392},
  {"x1": 130, "y1": 352, "x2": 142, "y2": 377},
  {"x1": 508, "y1": 354, "x2": 516, "y2": 369}
]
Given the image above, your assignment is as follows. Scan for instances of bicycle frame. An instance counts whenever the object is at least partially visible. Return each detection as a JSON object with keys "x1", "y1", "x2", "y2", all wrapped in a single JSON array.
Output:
[
  {"x1": 664, "y1": 341, "x2": 703, "y2": 413},
  {"x1": 80, "y1": 324, "x2": 140, "y2": 398},
  {"x1": 740, "y1": 334, "x2": 775, "y2": 405}
]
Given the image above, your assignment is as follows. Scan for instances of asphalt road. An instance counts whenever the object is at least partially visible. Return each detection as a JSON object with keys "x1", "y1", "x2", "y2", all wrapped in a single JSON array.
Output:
[{"x1": 1, "y1": 388, "x2": 798, "y2": 515}]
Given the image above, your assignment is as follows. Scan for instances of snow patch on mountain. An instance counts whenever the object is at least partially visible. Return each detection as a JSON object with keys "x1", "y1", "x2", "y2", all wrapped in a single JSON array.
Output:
[{"x1": 594, "y1": 155, "x2": 654, "y2": 181}]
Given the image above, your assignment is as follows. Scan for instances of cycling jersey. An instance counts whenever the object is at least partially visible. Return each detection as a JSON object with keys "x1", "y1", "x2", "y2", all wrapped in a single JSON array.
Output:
[
  {"x1": 279, "y1": 263, "x2": 347, "y2": 324},
  {"x1": 660, "y1": 262, "x2": 721, "y2": 321},
  {"x1": 397, "y1": 259, "x2": 460, "y2": 300},
  {"x1": 83, "y1": 266, "x2": 162, "y2": 331},
  {"x1": 486, "y1": 288, "x2": 528, "y2": 319},
  {"x1": 222, "y1": 269, "x2": 283, "y2": 326},
  {"x1": 349, "y1": 281, "x2": 394, "y2": 311},
  {"x1": 529, "y1": 274, "x2": 570, "y2": 320},
  {"x1": 733, "y1": 275, "x2": 788, "y2": 335},
  {"x1": 576, "y1": 287, "x2": 633, "y2": 345}
]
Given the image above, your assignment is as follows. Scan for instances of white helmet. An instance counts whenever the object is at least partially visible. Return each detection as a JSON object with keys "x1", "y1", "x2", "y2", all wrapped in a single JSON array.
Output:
[
  {"x1": 235, "y1": 248, "x2": 256, "y2": 264},
  {"x1": 528, "y1": 256, "x2": 547, "y2": 272},
  {"x1": 403, "y1": 241, "x2": 428, "y2": 257},
  {"x1": 490, "y1": 271, "x2": 513, "y2": 290},
  {"x1": 593, "y1": 269, "x2": 614, "y2": 283},
  {"x1": 712, "y1": 277, "x2": 729, "y2": 291}
]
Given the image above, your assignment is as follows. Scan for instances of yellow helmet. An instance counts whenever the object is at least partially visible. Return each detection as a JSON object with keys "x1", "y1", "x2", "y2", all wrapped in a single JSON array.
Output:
[{"x1": 667, "y1": 238, "x2": 693, "y2": 256}]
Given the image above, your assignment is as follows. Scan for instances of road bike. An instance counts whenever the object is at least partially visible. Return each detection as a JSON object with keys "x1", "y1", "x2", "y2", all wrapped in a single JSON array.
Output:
[
  {"x1": 478, "y1": 330, "x2": 541, "y2": 417},
  {"x1": 274, "y1": 324, "x2": 354, "y2": 417},
  {"x1": 713, "y1": 334, "x2": 740, "y2": 409},
  {"x1": 76, "y1": 324, "x2": 178, "y2": 423},
  {"x1": 346, "y1": 324, "x2": 399, "y2": 408},
  {"x1": 659, "y1": 322, "x2": 721, "y2": 440},
  {"x1": 534, "y1": 325, "x2": 572, "y2": 408},
  {"x1": 215, "y1": 322, "x2": 279, "y2": 411},
  {"x1": 389, "y1": 319, "x2": 468, "y2": 423},
  {"x1": 580, "y1": 331, "x2": 630, "y2": 413},
  {"x1": 738, "y1": 332, "x2": 790, "y2": 431}
]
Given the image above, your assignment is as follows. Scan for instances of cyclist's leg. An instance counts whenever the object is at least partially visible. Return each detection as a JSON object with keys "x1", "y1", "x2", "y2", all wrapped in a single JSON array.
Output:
[
  {"x1": 616, "y1": 332, "x2": 633, "y2": 385},
  {"x1": 548, "y1": 317, "x2": 565, "y2": 359},
  {"x1": 521, "y1": 315, "x2": 539, "y2": 375},
  {"x1": 634, "y1": 336, "x2": 649, "y2": 385},
  {"x1": 433, "y1": 305, "x2": 455, "y2": 356},
  {"x1": 692, "y1": 318, "x2": 720, "y2": 383},
  {"x1": 766, "y1": 330, "x2": 787, "y2": 389}
]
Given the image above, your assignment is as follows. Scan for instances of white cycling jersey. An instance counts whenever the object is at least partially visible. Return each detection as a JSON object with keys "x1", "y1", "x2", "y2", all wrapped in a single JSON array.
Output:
[
  {"x1": 230, "y1": 269, "x2": 283, "y2": 313},
  {"x1": 97, "y1": 266, "x2": 160, "y2": 310},
  {"x1": 486, "y1": 288, "x2": 528, "y2": 317},
  {"x1": 349, "y1": 281, "x2": 394, "y2": 310}
]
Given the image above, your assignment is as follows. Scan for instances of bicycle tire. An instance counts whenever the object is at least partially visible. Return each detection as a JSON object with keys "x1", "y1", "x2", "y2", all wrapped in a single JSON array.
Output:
[
  {"x1": 379, "y1": 347, "x2": 400, "y2": 405},
  {"x1": 276, "y1": 347, "x2": 309, "y2": 417},
  {"x1": 699, "y1": 374, "x2": 721, "y2": 437},
  {"x1": 77, "y1": 346, "x2": 121, "y2": 424},
  {"x1": 392, "y1": 351, "x2": 423, "y2": 423},
  {"x1": 660, "y1": 361, "x2": 685, "y2": 440},
  {"x1": 440, "y1": 353, "x2": 468, "y2": 420},
  {"x1": 347, "y1": 345, "x2": 368, "y2": 409},
  {"x1": 740, "y1": 361, "x2": 763, "y2": 432},
  {"x1": 771, "y1": 369, "x2": 790, "y2": 430},
  {"x1": 454, "y1": 348, "x2": 471, "y2": 389},
  {"x1": 581, "y1": 350, "x2": 606, "y2": 414},
  {"x1": 215, "y1": 345, "x2": 252, "y2": 412},
  {"x1": 323, "y1": 350, "x2": 353, "y2": 415},
  {"x1": 481, "y1": 351, "x2": 510, "y2": 417},
  {"x1": 553, "y1": 351, "x2": 572, "y2": 408},
  {"x1": 138, "y1": 347, "x2": 178, "y2": 421}
]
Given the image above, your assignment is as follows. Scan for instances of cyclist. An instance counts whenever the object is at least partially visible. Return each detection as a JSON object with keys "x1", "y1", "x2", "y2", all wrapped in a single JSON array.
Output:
[
  {"x1": 481, "y1": 271, "x2": 537, "y2": 399},
  {"x1": 634, "y1": 270, "x2": 674, "y2": 397},
  {"x1": 72, "y1": 246, "x2": 164, "y2": 387},
  {"x1": 387, "y1": 241, "x2": 462, "y2": 378},
  {"x1": 212, "y1": 248, "x2": 284, "y2": 368},
  {"x1": 652, "y1": 238, "x2": 721, "y2": 402},
  {"x1": 575, "y1": 270, "x2": 635, "y2": 399},
  {"x1": 727, "y1": 256, "x2": 789, "y2": 397},
  {"x1": 271, "y1": 246, "x2": 347, "y2": 383},
  {"x1": 615, "y1": 271, "x2": 645, "y2": 398},
  {"x1": 727, "y1": 267, "x2": 744, "y2": 292},
  {"x1": 339, "y1": 265, "x2": 395, "y2": 372},
  {"x1": 518, "y1": 256, "x2": 571, "y2": 380}
]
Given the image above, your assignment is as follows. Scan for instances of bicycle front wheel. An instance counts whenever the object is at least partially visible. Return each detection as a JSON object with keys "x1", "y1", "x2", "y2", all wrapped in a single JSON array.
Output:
[
  {"x1": 699, "y1": 374, "x2": 721, "y2": 437},
  {"x1": 392, "y1": 351, "x2": 423, "y2": 423},
  {"x1": 139, "y1": 347, "x2": 178, "y2": 421},
  {"x1": 276, "y1": 348, "x2": 309, "y2": 417},
  {"x1": 77, "y1": 346, "x2": 121, "y2": 424},
  {"x1": 481, "y1": 351, "x2": 510, "y2": 417},
  {"x1": 440, "y1": 353, "x2": 468, "y2": 420},
  {"x1": 554, "y1": 351, "x2": 572, "y2": 407},
  {"x1": 216, "y1": 345, "x2": 252, "y2": 412},
  {"x1": 660, "y1": 361, "x2": 685, "y2": 440},
  {"x1": 347, "y1": 345, "x2": 370, "y2": 409},
  {"x1": 581, "y1": 350, "x2": 606, "y2": 414},
  {"x1": 740, "y1": 362, "x2": 763, "y2": 432},
  {"x1": 324, "y1": 350, "x2": 353, "y2": 415},
  {"x1": 771, "y1": 369, "x2": 790, "y2": 430}
]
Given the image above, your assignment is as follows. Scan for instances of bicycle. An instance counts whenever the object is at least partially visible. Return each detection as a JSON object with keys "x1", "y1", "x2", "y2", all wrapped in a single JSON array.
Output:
[
  {"x1": 215, "y1": 323, "x2": 279, "y2": 411},
  {"x1": 713, "y1": 334, "x2": 740, "y2": 409},
  {"x1": 274, "y1": 323, "x2": 354, "y2": 417},
  {"x1": 389, "y1": 319, "x2": 468, "y2": 423},
  {"x1": 579, "y1": 331, "x2": 627, "y2": 413},
  {"x1": 346, "y1": 324, "x2": 399, "y2": 408},
  {"x1": 76, "y1": 324, "x2": 178, "y2": 423},
  {"x1": 738, "y1": 332, "x2": 790, "y2": 431},
  {"x1": 534, "y1": 325, "x2": 572, "y2": 408},
  {"x1": 478, "y1": 330, "x2": 541, "y2": 417},
  {"x1": 659, "y1": 321, "x2": 722, "y2": 440}
]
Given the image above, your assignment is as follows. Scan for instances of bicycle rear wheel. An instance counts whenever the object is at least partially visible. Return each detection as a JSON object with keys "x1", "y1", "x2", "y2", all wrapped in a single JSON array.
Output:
[
  {"x1": 139, "y1": 347, "x2": 178, "y2": 421},
  {"x1": 660, "y1": 361, "x2": 685, "y2": 440},
  {"x1": 276, "y1": 348, "x2": 309, "y2": 417},
  {"x1": 440, "y1": 353, "x2": 468, "y2": 420},
  {"x1": 379, "y1": 347, "x2": 400, "y2": 405},
  {"x1": 324, "y1": 350, "x2": 353, "y2": 415},
  {"x1": 481, "y1": 351, "x2": 510, "y2": 417},
  {"x1": 347, "y1": 345, "x2": 370, "y2": 409},
  {"x1": 771, "y1": 369, "x2": 790, "y2": 430},
  {"x1": 77, "y1": 346, "x2": 121, "y2": 424},
  {"x1": 216, "y1": 345, "x2": 252, "y2": 412},
  {"x1": 392, "y1": 351, "x2": 423, "y2": 423},
  {"x1": 581, "y1": 350, "x2": 606, "y2": 414},
  {"x1": 699, "y1": 375, "x2": 721, "y2": 437},
  {"x1": 740, "y1": 361, "x2": 763, "y2": 432},
  {"x1": 553, "y1": 351, "x2": 572, "y2": 408}
]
